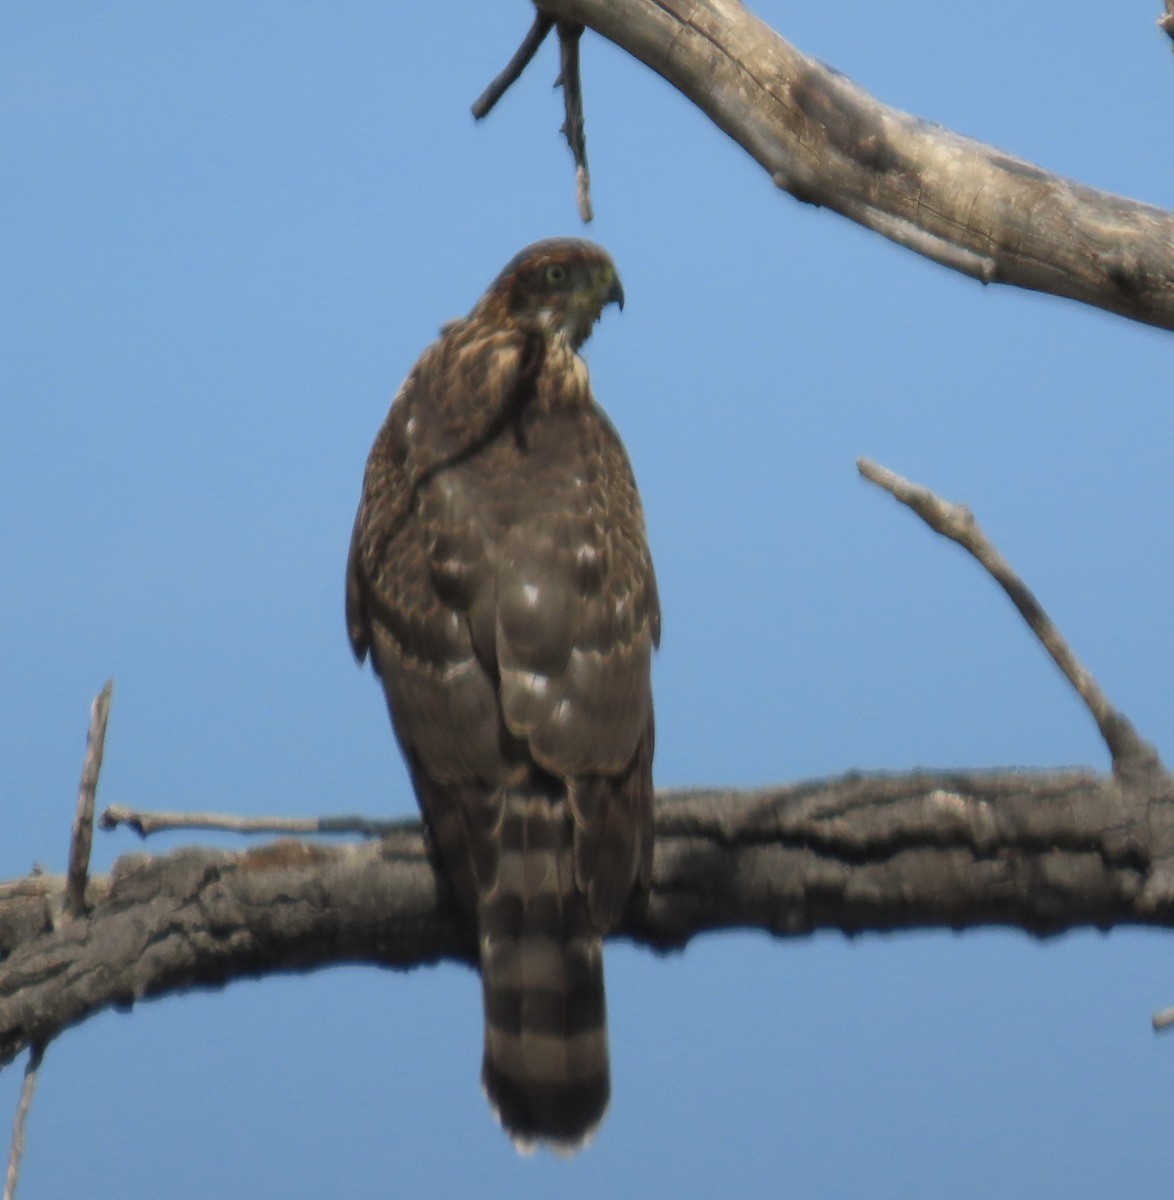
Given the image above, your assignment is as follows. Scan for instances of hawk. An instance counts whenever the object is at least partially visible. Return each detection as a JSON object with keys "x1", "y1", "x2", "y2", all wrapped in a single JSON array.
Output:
[{"x1": 346, "y1": 239, "x2": 659, "y2": 1150}]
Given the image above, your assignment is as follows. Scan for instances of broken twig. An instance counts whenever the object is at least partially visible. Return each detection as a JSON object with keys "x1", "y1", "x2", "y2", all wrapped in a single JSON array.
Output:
[
  {"x1": 471, "y1": 12, "x2": 555, "y2": 119},
  {"x1": 556, "y1": 21, "x2": 593, "y2": 222},
  {"x1": 65, "y1": 681, "x2": 112, "y2": 919},
  {"x1": 3, "y1": 1043, "x2": 44, "y2": 1200},
  {"x1": 469, "y1": 12, "x2": 594, "y2": 221}
]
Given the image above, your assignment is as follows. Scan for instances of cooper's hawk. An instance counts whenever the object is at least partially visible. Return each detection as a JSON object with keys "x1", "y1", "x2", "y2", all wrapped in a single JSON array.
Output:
[{"x1": 346, "y1": 239, "x2": 659, "y2": 1150}]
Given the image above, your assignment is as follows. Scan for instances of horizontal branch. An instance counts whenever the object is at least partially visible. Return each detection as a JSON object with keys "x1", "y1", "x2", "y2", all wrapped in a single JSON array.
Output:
[
  {"x1": 534, "y1": 0, "x2": 1174, "y2": 329},
  {"x1": 4, "y1": 769, "x2": 1174, "y2": 1068}
]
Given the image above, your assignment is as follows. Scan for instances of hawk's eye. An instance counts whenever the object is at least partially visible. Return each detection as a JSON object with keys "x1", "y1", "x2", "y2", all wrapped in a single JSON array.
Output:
[{"x1": 544, "y1": 263, "x2": 568, "y2": 285}]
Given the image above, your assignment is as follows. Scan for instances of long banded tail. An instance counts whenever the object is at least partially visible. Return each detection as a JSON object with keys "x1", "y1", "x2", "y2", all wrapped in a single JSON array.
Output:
[{"x1": 479, "y1": 790, "x2": 609, "y2": 1151}]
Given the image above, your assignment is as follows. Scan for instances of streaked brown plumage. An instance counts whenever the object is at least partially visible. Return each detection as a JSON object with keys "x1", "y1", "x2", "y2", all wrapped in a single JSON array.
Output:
[{"x1": 346, "y1": 239, "x2": 659, "y2": 1150}]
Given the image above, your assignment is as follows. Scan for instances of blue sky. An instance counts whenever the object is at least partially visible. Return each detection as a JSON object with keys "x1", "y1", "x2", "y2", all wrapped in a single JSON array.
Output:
[{"x1": 3, "y1": 3, "x2": 1173, "y2": 1196}]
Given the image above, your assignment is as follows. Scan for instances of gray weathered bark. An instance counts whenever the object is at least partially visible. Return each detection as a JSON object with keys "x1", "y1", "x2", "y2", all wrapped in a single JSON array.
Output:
[
  {"x1": 522, "y1": 0, "x2": 1174, "y2": 330},
  {"x1": 4, "y1": 767, "x2": 1174, "y2": 1069}
]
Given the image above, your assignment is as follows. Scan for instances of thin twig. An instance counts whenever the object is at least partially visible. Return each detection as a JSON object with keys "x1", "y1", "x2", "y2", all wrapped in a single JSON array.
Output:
[
  {"x1": 556, "y1": 21, "x2": 593, "y2": 222},
  {"x1": 3, "y1": 1043, "x2": 44, "y2": 1200},
  {"x1": 65, "y1": 681, "x2": 113, "y2": 920},
  {"x1": 99, "y1": 805, "x2": 405, "y2": 840},
  {"x1": 857, "y1": 458, "x2": 1160, "y2": 777},
  {"x1": 471, "y1": 13, "x2": 554, "y2": 119}
]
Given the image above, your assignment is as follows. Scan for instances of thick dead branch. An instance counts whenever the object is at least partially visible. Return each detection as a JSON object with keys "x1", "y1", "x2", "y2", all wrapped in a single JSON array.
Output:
[
  {"x1": 510, "y1": 0, "x2": 1174, "y2": 330},
  {"x1": 857, "y1": 460, "x2": 1161, "y2": 781},
  {"x1": 6, "y1": 456, "x2": 1174, "y2": 1066},
  {"x1": 7, "y1": 462, "x2": 1174, "y2": 1079},
  {"x1": 4, "y1": 772, "x2": 1174, "y2": 1068}
]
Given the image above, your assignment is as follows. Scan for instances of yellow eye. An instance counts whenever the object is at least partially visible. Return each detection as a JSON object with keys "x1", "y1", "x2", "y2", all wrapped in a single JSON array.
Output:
[{"x1": 544, "y1": 263, "x2": 568, "y2": 285}]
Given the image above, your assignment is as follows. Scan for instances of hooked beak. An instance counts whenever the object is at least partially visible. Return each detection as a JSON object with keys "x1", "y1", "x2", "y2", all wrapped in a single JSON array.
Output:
[{"x1": 606, "y1": 275, "x2": 625, "y2": 312}]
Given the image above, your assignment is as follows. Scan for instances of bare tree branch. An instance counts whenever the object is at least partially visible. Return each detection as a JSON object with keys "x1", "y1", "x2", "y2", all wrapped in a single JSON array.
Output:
[
  {"x1": 3, "y1": 1044, "x2": 43, "y2": 1200},
  {"x1": 471, "y1": 14, "x2": 594, "y2": 218},
  {"x1": 471, "y1": 13, "x2": 554, "y2": 119},
  {"x1": 491, "y1": 0, "x2": 1174, "y2": 329},
  {"x1": 2, "y1": 769, "x2": 1172, "y2": 1070},
  {"x1": 856, "y1": 460, "x2": 1161, "y2": 780},
  {"x1": 556, "y1": 20, "x2": 594, "y2": 221},
  {"x1": 99, "y1": 805, "x2": 403, "y2": 840},
  {"x1": 65, "y1": 681, "x2": 112, "y2": 921}
]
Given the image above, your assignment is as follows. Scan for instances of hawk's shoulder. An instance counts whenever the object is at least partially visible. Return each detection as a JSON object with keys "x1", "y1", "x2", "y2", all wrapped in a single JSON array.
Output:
[{"x1": 345, "y1": 308, "x2": 543, "y2": 666}]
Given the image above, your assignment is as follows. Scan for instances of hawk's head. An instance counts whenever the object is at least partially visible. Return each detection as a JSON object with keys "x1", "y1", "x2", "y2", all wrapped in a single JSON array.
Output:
[{"x1": 484, "y1": 238, "x2": 624, "y2": 351}]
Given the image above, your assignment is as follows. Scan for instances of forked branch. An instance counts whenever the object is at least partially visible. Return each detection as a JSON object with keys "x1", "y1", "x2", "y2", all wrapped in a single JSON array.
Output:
[{"x1": 474, "y1": 14, "x2": 594, "y2": 220}]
